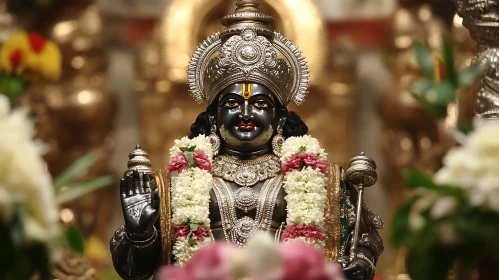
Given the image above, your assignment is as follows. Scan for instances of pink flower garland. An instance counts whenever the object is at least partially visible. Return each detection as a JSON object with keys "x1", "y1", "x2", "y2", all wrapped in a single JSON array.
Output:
[
  {"x1": 281, "y1": 152, "x2": 327, "y2": 175},
  {"x1": 168, "y1": 151, "x2": 212, "y2": 174},
  {"x1": 281, "y1": 223, "x2": 323, "y2": 242},
  {"x1": 173, "y1": 225, "x2": 210, "y2": 241}
]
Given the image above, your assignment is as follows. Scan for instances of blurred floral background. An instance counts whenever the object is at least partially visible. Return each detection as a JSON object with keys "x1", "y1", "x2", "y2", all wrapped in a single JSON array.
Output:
[{"x1": 1, "y1": 0, "x2": 493, "y2": 279}]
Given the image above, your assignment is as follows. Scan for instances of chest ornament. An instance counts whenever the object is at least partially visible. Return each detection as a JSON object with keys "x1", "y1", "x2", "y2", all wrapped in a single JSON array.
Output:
[{"x1": 212, "y1": 154, "x2": 281, "y2": 186}]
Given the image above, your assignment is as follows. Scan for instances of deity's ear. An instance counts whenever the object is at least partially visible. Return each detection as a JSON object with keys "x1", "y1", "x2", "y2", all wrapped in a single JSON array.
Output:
[
  {"x1": 275, "y1": 104, "x2": 288, "y2": 128},
  {"x1": 206, "y1": 103, "x2": 217, "y2": 127}
]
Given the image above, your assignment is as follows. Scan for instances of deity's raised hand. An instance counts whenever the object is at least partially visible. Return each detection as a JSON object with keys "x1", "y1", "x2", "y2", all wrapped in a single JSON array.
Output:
[{"x1": 120, "y1": 169, "x2": 159, "y2": 239}]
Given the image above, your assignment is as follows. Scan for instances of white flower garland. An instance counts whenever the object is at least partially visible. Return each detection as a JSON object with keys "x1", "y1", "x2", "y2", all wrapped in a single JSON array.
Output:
[
  {"x1": 281, "y1": 135, "x2": 328, "y2": 249},
  {"x1": 168, "y1": 135, "x2": 214, "y2": 265},
  {"x1": 167, "y1": 134, "x2": 329, "y2": 262}
]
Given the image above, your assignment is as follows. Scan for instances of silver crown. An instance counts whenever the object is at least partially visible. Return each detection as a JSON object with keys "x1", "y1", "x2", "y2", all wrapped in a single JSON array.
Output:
[{"x1": 187, "y1": 0, "x2": 309, "y2": 106}]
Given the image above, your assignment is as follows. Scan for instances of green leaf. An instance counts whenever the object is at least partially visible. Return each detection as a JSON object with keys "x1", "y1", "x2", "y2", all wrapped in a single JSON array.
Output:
[
  {"x1": 412, "y1": 41, "x2": 435, "y2": 77},
  {"x1": 409, "y1": 80, "x2": 456, "y2": 118},
  {"x1": 189, "y1": 223, "x2": 199, "y2": 231},
  {"x1": 56, "y1": 175, "x2": 113, "y2": 205},
  {"x1": 407, "y1": 245, "x2": 455, "y2": 280},
  {"x1": 187, "y1": 145, "x2": 197, "y2": 152},
  {"x1": 184, "y1": 151, "x2": 194, "y2": 164},
  {"x1": 408, "y1": 78, "x2": 433, "y2": 95},
  {"x1": 64, "y1": 227, "x2": 85, "y2": 253},
  {"x1": 53, "y1": 152, "x2": 99, "y2": 192},
  {"x1": 189, "y1": 161, "x2": 199, "y2": 169},
  {"x1": 299, "y1": 146, "x2": 306, "y2": 152},
  {"x1": 442, "y1": 37, "x2": 457, "y2": 87},
  {"x1": 179, "y1": 147, "x2": 189, "y2": 152},
  {"x1": 0, "y1": 74, "x2": 26, "y2": 105},
  {"x1": 403, "y1": 167, "x2": 438, "y2": 189},
  {"x1": 457, "y1": 121, "x2": 474, "y2": 134},
  {"x1": 457, "y1": 63, "x2": 482, "y2": 87},
  {"x1": 392, "y1": 196, "x2": 417, "y2": 247}
]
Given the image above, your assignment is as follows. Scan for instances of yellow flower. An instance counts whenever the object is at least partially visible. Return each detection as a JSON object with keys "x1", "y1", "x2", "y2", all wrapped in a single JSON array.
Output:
[{"x1": 0, "y1": 32, "x2": 61, "y2": 80}]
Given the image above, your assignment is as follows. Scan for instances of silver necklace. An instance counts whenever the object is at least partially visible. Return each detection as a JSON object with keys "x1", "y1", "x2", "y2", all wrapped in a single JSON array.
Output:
[
  {"x1": 212, "y1": 154, "x2": 281, "y2": 187},
  {"x1": 212, "y1": 175, "x2": 282, "y2": 247}
]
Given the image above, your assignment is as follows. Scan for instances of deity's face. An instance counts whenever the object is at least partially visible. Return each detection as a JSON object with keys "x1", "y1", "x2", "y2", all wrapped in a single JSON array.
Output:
[{"x1": 216, "y1": 83, "x2": 278, "y2": 151}]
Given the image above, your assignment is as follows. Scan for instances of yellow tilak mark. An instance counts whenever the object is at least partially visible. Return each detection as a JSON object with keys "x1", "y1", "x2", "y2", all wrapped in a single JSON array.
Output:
[{"x1": 242, "y1": 83, "x2": 252, "y2": 100}]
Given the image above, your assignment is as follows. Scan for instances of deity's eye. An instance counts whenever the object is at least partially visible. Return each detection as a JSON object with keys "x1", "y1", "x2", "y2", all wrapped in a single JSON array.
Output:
[
  {"x1": 223, "y1": 100, "x2": 240, "y2": 108},
  {"x1": 253, "y1": 101, "x2": 269, "y2": 108}
]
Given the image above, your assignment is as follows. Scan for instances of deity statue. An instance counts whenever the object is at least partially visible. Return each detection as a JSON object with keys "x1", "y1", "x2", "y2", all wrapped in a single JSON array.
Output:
[{"x1": 110, "y1": 1, "x2": 383, "y2": 279}]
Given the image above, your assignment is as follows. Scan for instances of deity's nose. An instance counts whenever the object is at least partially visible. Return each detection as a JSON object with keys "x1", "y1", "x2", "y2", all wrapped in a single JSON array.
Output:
[{"x1": 240, "y1": 100, "x2": 252, "y2": 120}]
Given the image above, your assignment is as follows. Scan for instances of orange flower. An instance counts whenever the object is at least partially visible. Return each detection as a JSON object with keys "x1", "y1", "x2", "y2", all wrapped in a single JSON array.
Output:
[{"x1": 0, "y1": 32, "x2": 61, "y2": 80}]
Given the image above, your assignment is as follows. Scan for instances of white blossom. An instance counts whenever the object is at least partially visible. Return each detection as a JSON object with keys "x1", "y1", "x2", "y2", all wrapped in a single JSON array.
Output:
[
  {"x1": 435, "y1": 119, "x2": 499, "y2": 212},
  {"x1": 169, "y1": 135, "x2": 213, "y2": 160},
  {"x1": 430, "y1": 196, "x2": 457, "y2": 220},
  {"x1": 172, "y1": 236, "x2": 211, "y2": 265},
  {"x1": 0, "y1": 95, "x2": 59, "y2": 243},
  {"x1": 283, "y1": 166, "x2": 327, "y2": 226},
  {"x1": 169, "y1": 137, "x2": 214, "y2": 263},
  {"x1": 171, "y1": 168, "x2": 213, "y2": 224},
  {"x1": 280, "y1": 135, "x2": 327, "y2": 161}
]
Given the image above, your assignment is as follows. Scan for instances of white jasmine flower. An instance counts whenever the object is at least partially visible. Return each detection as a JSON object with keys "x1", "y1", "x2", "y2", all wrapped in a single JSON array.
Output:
[
  {"x1": 281, "y1": 135, "x2": 327, "y2": 161},
  {"x1": 172, "y1": 236, "x2": 211, "y2": 265},
  {"x1": 283, "y1": 167, "x2": 327, "y2": 226},
  {"x1": 243, "y1": 232, "x2": 283, "y2": 278},
  {"x1": 435, "y1": 119, "x2": 499, "y2": 212},
  {"x1": 430, "y1": 196, "x2": 457, "y2": 220},
  {"x1": 409, "y1": 212, "x2": 425, "y2": 231},
  {"x1": 169, "y1": 135, "x2": 213, "y2": 160},
  {"x1": 0, "y1": 97, "x2": 59, "y2": 243}
]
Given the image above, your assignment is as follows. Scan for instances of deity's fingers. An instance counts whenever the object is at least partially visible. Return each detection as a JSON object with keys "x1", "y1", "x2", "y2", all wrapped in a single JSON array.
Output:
[
  {"x1": 138, "y1": 172, "x2": 146, "y2": 194},
  {"x1": 143, "y1": 173, "x2": 151, "y2": 193},
  {"x1": 125, "y1": 173, "x2": 134, "y2": 196},
  {"x1": 151, "y1": 188, "x2": 160, "y2": 210},
  {"x1": 342, "y1": 263, "x2": 360, "y2": 274},
  {"x1": 132, "y1": 169, "x2": 141, "y2": 194},
  {"x1": 120, "y1": 178, "x2": 127, "y2": 198}
]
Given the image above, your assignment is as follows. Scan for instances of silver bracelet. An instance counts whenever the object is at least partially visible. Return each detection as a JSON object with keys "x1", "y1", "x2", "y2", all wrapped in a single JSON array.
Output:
[
  {"x1": 124, "y1": 226, "x2": 158, "y2": 249},
  {"x1": 356, "y1": 252, "x2": 376, "y2": 280}
]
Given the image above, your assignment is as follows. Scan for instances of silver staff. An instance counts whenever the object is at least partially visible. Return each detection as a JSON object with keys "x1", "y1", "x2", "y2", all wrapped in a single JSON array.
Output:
[{"x1": 345, "y1": 152, "x2": 377, "y2": 261}]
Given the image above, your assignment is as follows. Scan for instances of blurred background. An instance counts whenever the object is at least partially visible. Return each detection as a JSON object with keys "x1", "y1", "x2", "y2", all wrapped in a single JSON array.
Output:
[{"x1": 2, "y1": 0, "x2": 473, "y2": 278}]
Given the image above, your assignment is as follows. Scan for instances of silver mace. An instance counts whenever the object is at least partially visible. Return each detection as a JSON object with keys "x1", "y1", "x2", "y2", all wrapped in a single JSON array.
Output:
[{"x1": 345, "y1": 152, "x2": 377, "y2": 262}]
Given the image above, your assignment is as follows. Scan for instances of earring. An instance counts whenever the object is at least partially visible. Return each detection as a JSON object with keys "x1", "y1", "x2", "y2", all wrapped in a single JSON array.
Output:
[
  {"x1": 209, "y1": 125, "x2": 220, "y2": 156},
  {"x1": 272, "y1": 125, "x2": 285, "y2": 158}
]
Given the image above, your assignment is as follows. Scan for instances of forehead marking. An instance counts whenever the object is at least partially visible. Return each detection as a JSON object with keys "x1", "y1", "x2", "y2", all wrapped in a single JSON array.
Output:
[{"x1": 242, "y1": 83, "x2": 252, "y2": 100}]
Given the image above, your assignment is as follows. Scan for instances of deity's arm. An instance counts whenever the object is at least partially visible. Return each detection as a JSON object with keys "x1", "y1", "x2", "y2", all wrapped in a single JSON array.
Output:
[{"x1": 110, "y1": 224, "x2": 162, "y2": 280}]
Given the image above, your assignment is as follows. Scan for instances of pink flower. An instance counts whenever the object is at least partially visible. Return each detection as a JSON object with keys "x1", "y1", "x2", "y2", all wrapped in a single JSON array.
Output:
[
  {"x1": 282, "y1": 223, "x2": 323, "y2": 242},
  {"x1": 282, "y1": 154, "x2": 303, "y2": 175},
  {"x1": 193, "y1": 151, "x2": 212, "y2": 173},
  {"x1": 192, "y1": 226, "x2": 209, "y2": 241},
  {"x1": 282, "y1": 153, "x2": 327, "y2": 175},
  {"x1": 173, "y1": 225, "x2": 190, "y2": 241},
  {"x1": 280, "y1": 241, "x2": 343, "y2": 280},
  {"x1": 159, "y1": 242, "x2": 238, "y2": 280},
  {"x1": 299, "y1": 152, "x2": 327, "y2": 174},
  {"x1": 168, "y1": 154, "x2": 189, "y2": 174},
  {"x1": 159, "y1": 266, "x2": 191, "y2": 280}
]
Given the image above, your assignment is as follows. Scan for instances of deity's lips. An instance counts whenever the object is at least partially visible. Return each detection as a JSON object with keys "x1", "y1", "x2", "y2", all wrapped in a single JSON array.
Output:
[{"x1": 237, "y1": 123, "x2": 255, "y2": 130}]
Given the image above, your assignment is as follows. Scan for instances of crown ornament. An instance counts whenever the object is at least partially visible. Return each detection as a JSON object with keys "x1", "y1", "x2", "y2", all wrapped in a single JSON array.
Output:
[{"x1": 187, "y1": 0, "x2": 309, "y2": 106}]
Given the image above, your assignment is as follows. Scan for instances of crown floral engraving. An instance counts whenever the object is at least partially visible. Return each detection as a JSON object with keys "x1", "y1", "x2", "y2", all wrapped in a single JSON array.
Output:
[{"x1": 187, "y1": 0, "x2": 309, "y2": 106}]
